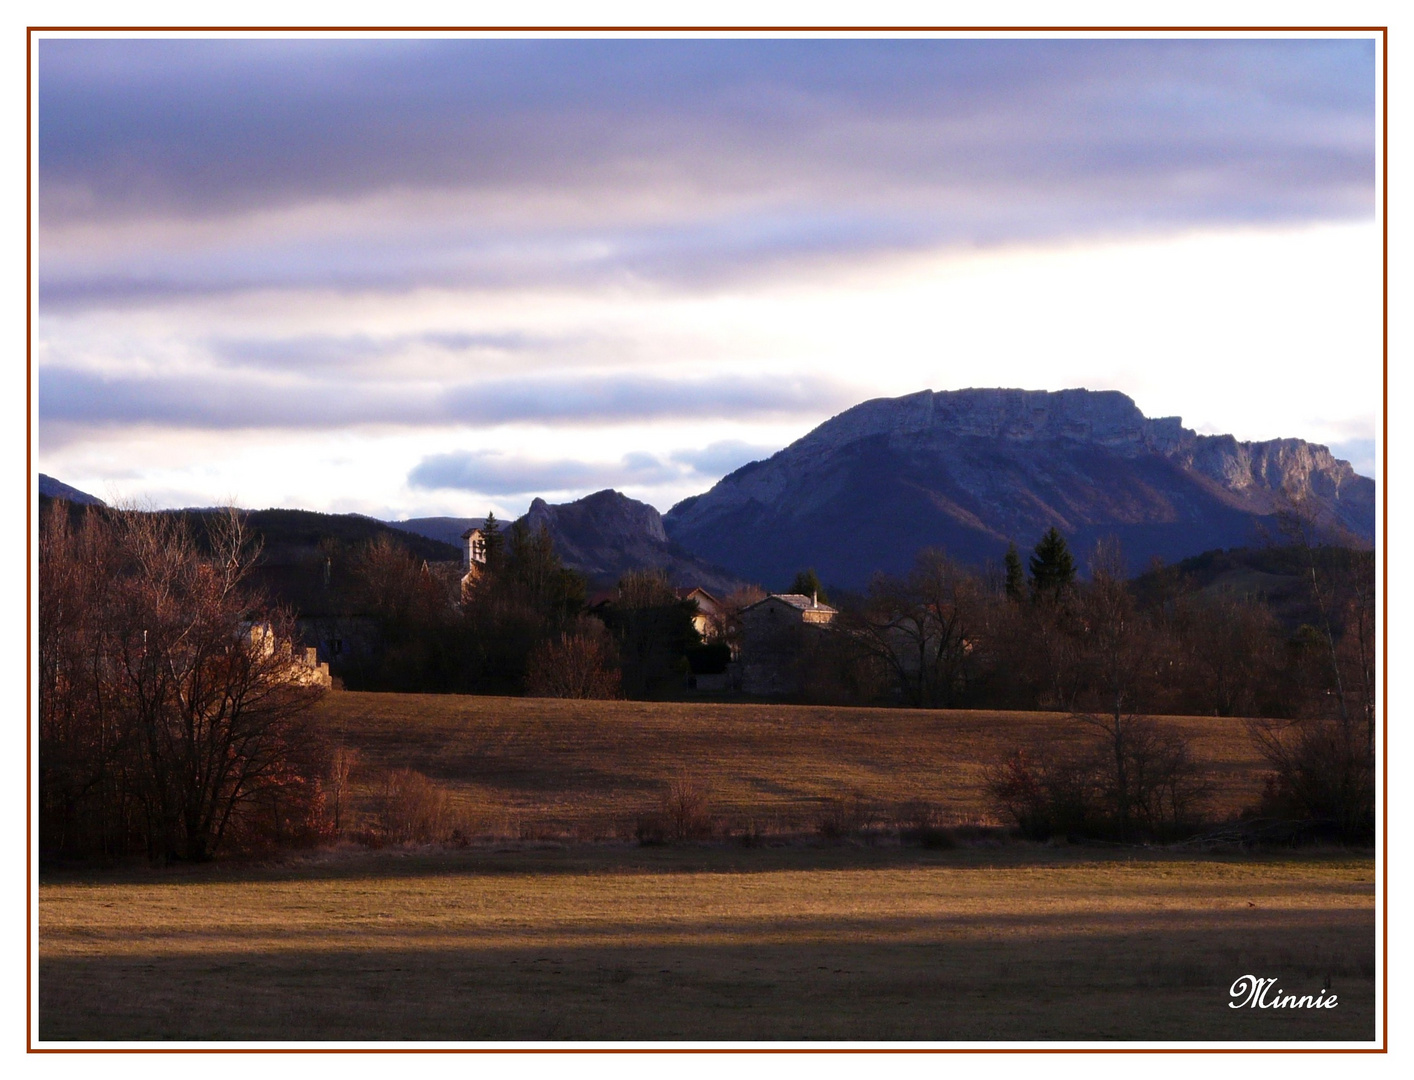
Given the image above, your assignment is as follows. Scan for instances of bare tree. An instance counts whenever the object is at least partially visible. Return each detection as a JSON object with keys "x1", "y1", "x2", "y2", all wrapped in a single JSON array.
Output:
[
  {"x1": 327, "y1": 744, "x2": 360, "y2": 835},
  {"x1": 845, "y1": 549, "x2": 982, "y2": 707},
  {"x1": 1070, "y1": 539, "x2": 1165, "y2": 839},
  {"x1": 525, "y1": 616, "x2": 622, "y2": 699},
  {"x1": 1171, "y1": 593, "x2": 1282, "y2": 716},
  {"x1": 39, "y1": 505, "x2": 330, "y2": 862}
]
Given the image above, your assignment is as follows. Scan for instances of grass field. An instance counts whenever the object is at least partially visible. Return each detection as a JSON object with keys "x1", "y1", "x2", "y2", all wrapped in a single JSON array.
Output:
[
  {"x1": 40, "y1": 846, "x2": 1374, "y2": 1041},
  {"x1": 39, "y1": 694, "x2": 1375, "y2": 1043},
  {"x1": 315, "y1": 693, "x2": 1271, "y2": 838}
]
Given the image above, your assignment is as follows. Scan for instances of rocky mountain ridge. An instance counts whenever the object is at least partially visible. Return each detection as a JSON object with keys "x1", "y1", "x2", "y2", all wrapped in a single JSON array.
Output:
[
  {"x1": 520, "y1": 489, "x2": 749, "y2": 595},
  {"x1": 664, "y1": 388, "x2": 1373, "y2": 589}
]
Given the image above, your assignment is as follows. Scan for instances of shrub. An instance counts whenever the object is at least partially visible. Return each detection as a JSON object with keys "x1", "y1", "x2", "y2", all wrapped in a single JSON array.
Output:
[
  {"x1": 896, "y1": 800, "x2": 956, "y2": 848},
  {"x1": 662, "y1": 776, "x2": 714, "y2": 840},
  {"x1": 1248, "y1": 714, "x2": 1374, "y2": 840},
  {"x1": 815, "y1": 793, "x2": 877, "y2": 841},
  {"x1": 525, "y1": 617, "x2": 622, "y2": 699},
  {"x1": 633, "y1": 813, "x2": 669, "y2": 846},
  {"x1": 685, "y1": 641, "x2": 732, "y2": 676},
  {"x1": 985, "y1": 717, "x2": 1212, "y2": 843},
  {"x1": 372, "y1": 768, "x2": 455, "y2": 844}
]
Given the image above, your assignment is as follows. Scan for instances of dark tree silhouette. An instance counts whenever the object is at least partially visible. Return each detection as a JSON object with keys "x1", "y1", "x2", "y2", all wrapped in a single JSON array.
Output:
[
  {"x1": 1029, "y1": 527, "x2": 1077, "y2": 602},
  {"x1": 480, "y1": 512, "x2": 504, "y2": 571},
  {"x1": 789, "y1": 568, "x2": 828, "y2": 604},
  {"x1": 1003, "y1": 542, "x2": 1025, "y2": 602}
]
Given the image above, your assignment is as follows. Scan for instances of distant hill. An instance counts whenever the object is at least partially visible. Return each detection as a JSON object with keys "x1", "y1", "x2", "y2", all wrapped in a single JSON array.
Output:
[
  {"x1": 664, "y1": 388, "x2": 1375, "y2": 590},
  {"x1": 226, "y1": 508, "x2": 461, "y2": 618},
  {"x1": 386, "y1": 516, "x2": 485, "y2": 551},
  {"x1": 38, "y1": 474, "x2": 105, "y2": 506},
  {"x1": 37, "y1": 498, "x2": 462, "y2": 620},
  {"x1": 518, "y1": 489, "x2": 750, "y2": 595},
  {"x1": 231, "y1": 508, "x2": 461, "y2": 565},
  {"x1": 1131, "y1": 543, "x2": 1373, "y2": 630}
]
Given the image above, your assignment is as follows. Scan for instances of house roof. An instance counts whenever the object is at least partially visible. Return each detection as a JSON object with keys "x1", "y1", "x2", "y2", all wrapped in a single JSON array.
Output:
[
  {"x1": 675, "y1": 586, "x2": 720, "y2": 605},
  {"x1": 744, "y1": 593, "x2": 838, "y2": 615}
]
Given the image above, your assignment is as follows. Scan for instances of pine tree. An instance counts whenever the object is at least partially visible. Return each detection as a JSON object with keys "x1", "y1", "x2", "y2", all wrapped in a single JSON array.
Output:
[
  {"x1": 1004, "y1": 542, "x2": 1025, "y2": 602},
  {"x1": 1028, "y1": 527, "x2": 1076, "y2": 602},
  {"x1": 480, "y1": 512, "x2": 503, "y2": 571},
  {"x1": 789, "y1": 568, "x2": 827, "y2": 604}
]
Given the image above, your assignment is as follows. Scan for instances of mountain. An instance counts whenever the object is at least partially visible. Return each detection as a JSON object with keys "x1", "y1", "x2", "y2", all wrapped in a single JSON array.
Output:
[
  {"x1": 38, "y1": 474, "x2": 105, "y2": 506},
  {"x1": 387, "y1": 516, "x2": 486, "y2": 550},
  {"x1": 663, "y1": 388, "x2": 1375, "y2": 590},
  {"x1": 518, "y1": 489, "x2": 749, "y2": 595}
]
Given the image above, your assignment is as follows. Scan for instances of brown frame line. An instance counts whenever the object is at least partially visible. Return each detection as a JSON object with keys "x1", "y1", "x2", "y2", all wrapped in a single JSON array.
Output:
[{"x1": 22, "y1": 23, "x2": 1391, "y2": 1057}]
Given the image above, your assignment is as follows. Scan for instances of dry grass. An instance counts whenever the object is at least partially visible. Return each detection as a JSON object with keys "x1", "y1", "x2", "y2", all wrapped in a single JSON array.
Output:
[
  {"x1": 314, "y1": 693, "x2": 1271, "y2": 839},
  {"x1": 40, "y1": 696, "x2": 1373, "y2": 1042},
  {"x1": 39, "y1": 846, "x2": 1374, "y2": 1041}
]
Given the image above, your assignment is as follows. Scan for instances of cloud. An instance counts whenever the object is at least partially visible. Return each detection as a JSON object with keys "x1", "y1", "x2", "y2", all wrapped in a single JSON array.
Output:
[
  {"x1": 1328, "y1": 439, "x2": 1376, "y2": 479},
  {"x1": 39, "y1": 39, "x2": 1374, "y2": 222},
  {"x1": 206, "y1": 330, "x2": 541, "y2": 372},
  {"x1": 410, "y1": 437, "x2": 788, "y2": 499},
  {"x1": 669, "y1": 440, "x2": 776, "y2": 476},
  {"x1": 38, "y1": 365, "x2": 858, "y2": 431},
  {"x1": 38, "y1": 38, "x2": 1375, "y2": 307},
  {"x1": 408, "y1": 449, "x2": 680, "y2": 496}
]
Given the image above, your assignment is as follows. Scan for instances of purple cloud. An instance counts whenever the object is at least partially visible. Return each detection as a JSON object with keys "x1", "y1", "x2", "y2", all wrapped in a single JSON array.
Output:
[
  {"x1": 38, "y1": 365, "x2": 858, "y2": 431},
  {"x1": 38, "y1": 38, "x2": 1375, "y2": 307}
]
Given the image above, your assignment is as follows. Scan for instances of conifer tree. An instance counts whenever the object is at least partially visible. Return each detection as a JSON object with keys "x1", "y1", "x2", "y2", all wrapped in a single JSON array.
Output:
[
  {"x1": 789, "y1": 568, "x2": 828, "y2": 604},
  {"x1": 480, "y1": 512, "x2": 503, "y2": 571},
  {"x1": 1004, "y1": 542, "x2": 1025, "y2": 602},
  {"x1": 1029, "y1": 527, "x2": 1076, "y2": 601}
]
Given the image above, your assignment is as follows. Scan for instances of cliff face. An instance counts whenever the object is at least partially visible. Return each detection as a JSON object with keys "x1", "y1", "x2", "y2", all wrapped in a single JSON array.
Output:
[
  {"x1": 664, "y1": 388, "x2": 1374, "y2": 590},
  {"x1": 519, "y1": 488, "x2": 747, "y2": 594}
]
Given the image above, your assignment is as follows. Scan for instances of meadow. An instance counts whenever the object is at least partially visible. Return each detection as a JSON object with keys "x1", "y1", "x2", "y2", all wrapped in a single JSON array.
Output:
[
  {"x1": 315, "y1": 693, "x2": 1271, "y2": 839},
  {"x1": 40, "y1": 846, "x2": 1374, "y2": 1042},
  {"x1": 38, "y1": 694, "x2": 1376, "y2": 1043}
]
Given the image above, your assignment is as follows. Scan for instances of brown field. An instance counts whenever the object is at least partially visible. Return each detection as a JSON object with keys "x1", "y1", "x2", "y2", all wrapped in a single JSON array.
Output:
[
  {"x1": 41, "y1": 846, "x2": 1374, "y2": 1042},
  {"x1": 316, "y1": 692, "x2": 1272, "y2": 837},
  {"x1": 39, "y1": 694, "x2": 1376, "y2": 1043}
]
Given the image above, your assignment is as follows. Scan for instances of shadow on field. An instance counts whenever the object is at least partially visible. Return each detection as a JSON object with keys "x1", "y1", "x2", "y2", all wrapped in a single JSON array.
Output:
[
  {"x1": 36, "y1": 842, "x2": 1377, "y2": 888},
  {"x1": 41, "y1": 911, "x2": 1375, "y2": 1042}
]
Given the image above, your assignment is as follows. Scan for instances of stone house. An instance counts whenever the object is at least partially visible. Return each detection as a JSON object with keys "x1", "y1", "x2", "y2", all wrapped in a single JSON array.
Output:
[
  {"x1": 738, "y1": 592, "x2": 837, "y2": 695},
  {"x1": 242, "y1": 622, "x2": 333, "y2": 689}
]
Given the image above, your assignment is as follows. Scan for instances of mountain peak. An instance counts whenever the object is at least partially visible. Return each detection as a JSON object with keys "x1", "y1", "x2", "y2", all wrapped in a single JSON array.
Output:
[
  {"x1": 664, "y1": 386, "x2": 1373, "y2": 589},
  {"x1": 518, "y1": 489, "x2": 744, "y2": 593},
  {"x1": 797, "y1": 387, "x2": 1191, "y2": 458}
]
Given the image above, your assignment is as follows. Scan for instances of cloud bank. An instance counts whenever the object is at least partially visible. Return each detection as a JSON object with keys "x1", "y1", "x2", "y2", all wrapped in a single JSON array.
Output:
[
  {"x1": 40, "y1": 366, "x2": 856, "y2": 431},
  {"x1": 40, "y1": 38, "x2": 1374, "y2": 304}
]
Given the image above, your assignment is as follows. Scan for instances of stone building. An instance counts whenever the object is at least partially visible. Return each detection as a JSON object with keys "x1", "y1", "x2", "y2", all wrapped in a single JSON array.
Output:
[
  {"x1": 738, "y1": 592, "x2": 837, "y2": 695},
  {"x1": 242, "y1": 622, "x2": 333, "y2": 689},
  {"x1": 460, "y1": 526, "x2": 488, "y2": 599}
]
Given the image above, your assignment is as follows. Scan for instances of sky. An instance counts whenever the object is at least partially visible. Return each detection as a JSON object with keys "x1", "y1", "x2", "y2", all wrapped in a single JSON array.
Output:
[{"x1": 34, "y1": 34, "x2": 1380, "y2": 520}]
